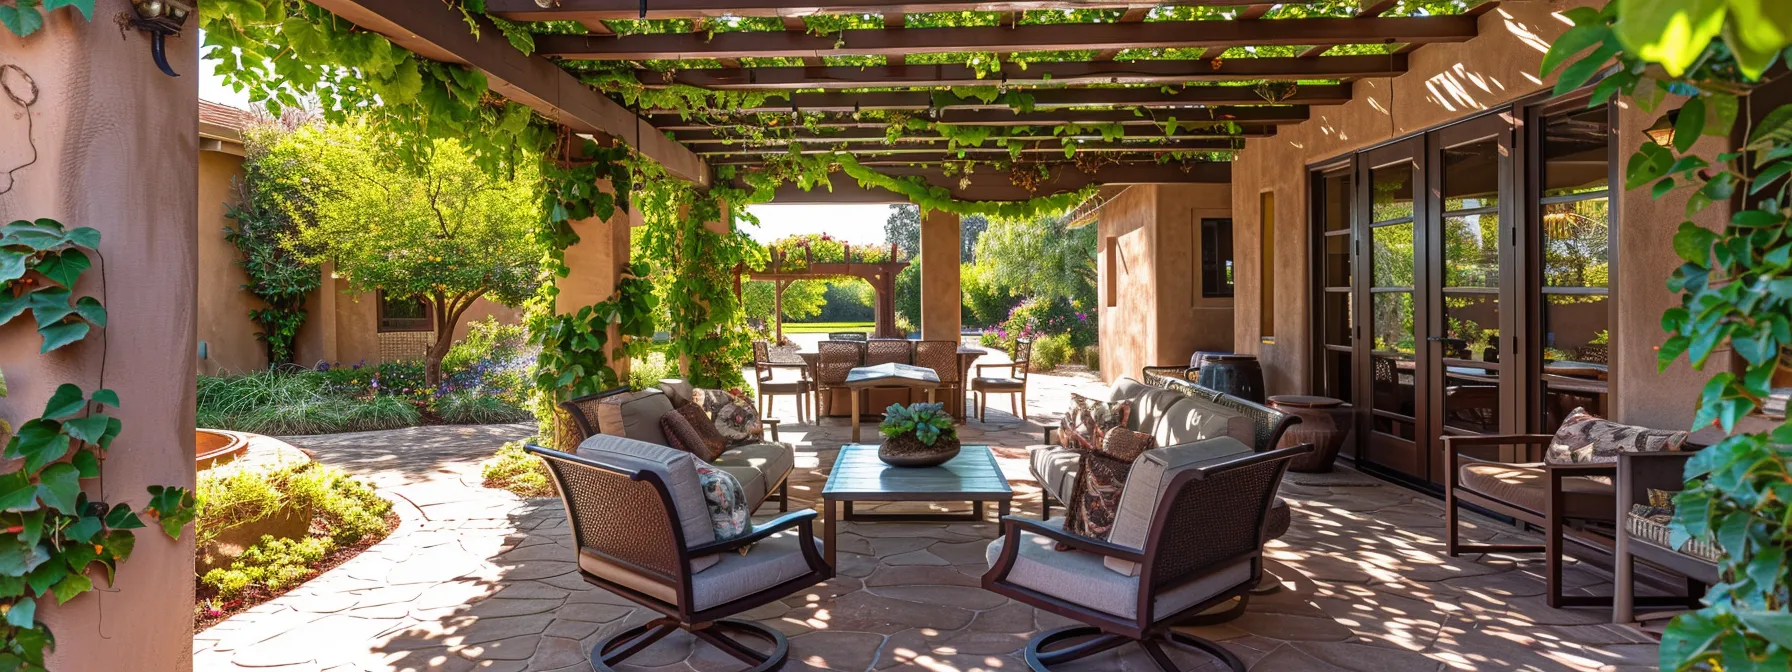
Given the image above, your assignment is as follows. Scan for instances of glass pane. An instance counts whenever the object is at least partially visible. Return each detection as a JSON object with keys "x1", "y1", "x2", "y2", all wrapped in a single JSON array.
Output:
[
  {"x1": 1323, "y1": 291, "x2": 1353, "y2": 346},
  {"x1": 1444, "y1": 377, "x2": 1500, "y2": 432},
  {"x1": 1442, "y1": 139, "x2": 1500, "y2": 211},
  {"x1": 1443, "y1": 214, "x2": 1500, "y2": 287},
  {"x1": 1372, "y1": 291, "x2": 1415, "y2": 356},
  {"x1": 1543, "y1": 199, "x2": 1609, "y2": 288},
  {"x1": 1322, "y1": 349, "x2": 1354, "y2": 407},
  {"x1": 1541, "y1": 294, "x2": 1610, "y2": 430},
  {"x1": 1372, "y1": 222, "x2": 1414, "y2": 288},
  {"x1": 1371, "y1": 353, "x2": 1416, "y2": 419},
  {"x1": 1543, "y1": 107, "x2": 1610, "y2": 198},
  {"x1": 1323, "y1": 233, "x2": 1351, "y2": 287},
  {"x1": 1371, "y1": 161, "x2": 1415, "y2": 223},
  {"x1": 1442, "y1": 292, "x2": 1500, "y2": 363},
  {"x1": 1323, "y1": 172, "x2": 1353, "y2": 232}
]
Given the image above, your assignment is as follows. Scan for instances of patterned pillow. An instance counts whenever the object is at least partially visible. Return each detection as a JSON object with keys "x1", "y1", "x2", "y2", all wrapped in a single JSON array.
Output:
[
  {"x1": 693, "y1": 463, "x2": 753, "y2": 542},
  {"x1": 1544, "y1": 408, "x2": 1688, "y2": 465},
  {"x1": 1060, "y1": 394, "x2": 1132, "y2": 453},
  {"x1": 695, "y1": 388, "x2": 765, "y2": 446},
  {"x1": 1062, "y1": 427, "x2": 1158, "y2": 544},
  {"x1": 661, "y1": 404, "x2": 727, "y2": 461}
]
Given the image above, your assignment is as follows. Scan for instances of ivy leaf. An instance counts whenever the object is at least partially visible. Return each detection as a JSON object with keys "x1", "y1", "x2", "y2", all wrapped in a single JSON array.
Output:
[
  {"x1": 0, "y1": 250, "x2": 28, "y2": 285},
  {"x1": 35, "y1": 464, "x2": 81, "y2": 515},
  {"x1": 103, "y1": 529, "x2": 135, "y2": 568},
  {"x1": 40, "y1": 0, "x2": 93, "y2": 20},
  {"x1": 25, "y1": 287, "x2": 74, "y2": 328},
  {"x1": 0, "y1": 4, "x2": 45, "y2": 38},
  {"x1": 1674, "y1": 97, "x2": 1706, "y2": 153},
  {"x1": 103, "y1": 504, "x2": 143, "y2": 531},
  {"x1": 1540, "y1": 21, "x2": 1609, "y2": 77},
  {"x1": 145, "y1": 486, "x2": 195, "y2": 539},
  {"x1": 14, "y1": 425, "x2": 69, "y2": 475},
  {"x1": 37, "y1": 321, "x2": 90, "y2": 353},
  {"x1": 61, "y1": 226, "x2": 99, "y2": 250},
  {"x1": 62, "y1": 416, "x2": 109, "y2": 447},
  {"x1": 42, "y1": 384, "x2": 85, "y2": 419},
  {"x1": 89, "y1": 388, "x2": 118, "y2": 408},
  {"x1": 1735, "y1": 610, "x2": 1792, "y2": 649},
  {"x1": 69, "y1": 449, "x2": 99, "y2": 479},
  {"x1": 3, "y1": 597, "x2": 33, "y2": 628},
  {"x1": 1673, "y1": 222, "x2": 1718, "y2": 264},
  {"x1": 50, "y1": 573, "x2": 90, "y2": 605},
  {"x1": 0, "y1": 472, "x2": 38, "y2": 513},
  {"x1": 71, "y1": 296, "x2": 104, "y2": 328},
  {"x1": 32, "y1": 249, "x2": 88, "y2": 289},
  {"x1": 62, "y1": 516, "x2": 100, "y2": 544},
  {"x1": 1613, "y1": 0, "x2": 1727, "y2": 77},
  {"x1": 23, "y1": 561, "x2": 63, "y2": 597}
]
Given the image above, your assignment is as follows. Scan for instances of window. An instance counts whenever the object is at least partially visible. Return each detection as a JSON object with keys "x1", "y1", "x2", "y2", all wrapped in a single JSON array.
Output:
[
  {"x1": 1535, "y1": 105, "x2": 1613, "y2": 429},
  {"x1": 1200, "y1": 218, "x2": 1234, "y2": 298},
  {"x1": 377, "y1": 291, "x2": 433, "y2": 332},
  {"x1": 1259, "y1": 192, "x2": 1276, "y2": 341}
]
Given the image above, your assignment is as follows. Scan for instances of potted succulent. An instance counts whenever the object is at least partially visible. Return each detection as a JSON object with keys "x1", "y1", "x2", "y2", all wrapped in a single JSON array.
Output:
[{"x1": 877, "y1": 402, "x2": 961, "y2": 467}]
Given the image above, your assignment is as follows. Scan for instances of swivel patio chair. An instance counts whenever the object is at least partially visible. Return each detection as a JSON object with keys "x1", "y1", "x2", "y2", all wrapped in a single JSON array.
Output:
[
  {"x1": 527, "y1": 438, "x2": 831, "y2": 672},
  {"x1": 986, "y1": 439, "x2": 1309, "y2": 671},
  {"x1": 971, "y1": 337, "x2": 1031, "y2": 421},
  {"x1": 752, "y1": 340, "x2": 814, "y2": 423}
]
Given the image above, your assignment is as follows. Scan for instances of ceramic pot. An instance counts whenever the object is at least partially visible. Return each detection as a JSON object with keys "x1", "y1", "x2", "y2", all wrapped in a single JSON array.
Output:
[
  {"x1": 879, "y1": 434, "x2": 961, "y2": 467},
  {"x1": 1268, "y1": 395, "x2": 1348, "y2": 473},
  {"x1": 1197, "y1": 355, "x2": 1266, "y2": 403}
]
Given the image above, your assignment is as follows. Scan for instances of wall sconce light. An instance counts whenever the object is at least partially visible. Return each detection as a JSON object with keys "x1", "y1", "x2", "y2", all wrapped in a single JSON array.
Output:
[
  {"x1": 128, "y1": 0, "x2": 193, "y2": 77},
  {"x1": 1644, "y1": 110, "x2": 1680, "y2": 148}
]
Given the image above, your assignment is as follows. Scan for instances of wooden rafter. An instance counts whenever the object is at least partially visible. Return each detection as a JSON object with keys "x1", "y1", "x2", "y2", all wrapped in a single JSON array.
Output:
[
  {"x1": 534, "y1": 16, "x2": 1475, "y2": 60},
  {"x1": 644, "y1": 84, "x2": 1353, "y2": 113},
  {"x1": 671, "y1": 125, "x2": 1273, "y2": 144},
  {"x1": 732, "y1": 161, "x2": 1231, "y2": 203},
  {"x1": 1093, "y1": 7, "x2": 1152, "y2": 61},
  {"x1": 697, "y1": 139, "x2": 1239, "y2": 156},
  {"x1": 648, "y1": 105, "x2": 1308, "y2": 129},
  {"x1": 488, "y1": 0, "x2": 1324, "y2": 21},
  {"x1": 641, "y1": 55, "x2": 1408, "y2": 89}
]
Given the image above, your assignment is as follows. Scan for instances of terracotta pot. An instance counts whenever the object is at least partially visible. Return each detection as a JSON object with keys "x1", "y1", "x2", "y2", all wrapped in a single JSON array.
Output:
[
  {"x1": 1269, "y1": 395, "x2": 1347, "y2": 473},
  {"x1": 1197, "y1": 355, "x2": 1266, "y2": 403},
  {"x1": 879, "y1": 433, "x2": 961, "y2": 467}
]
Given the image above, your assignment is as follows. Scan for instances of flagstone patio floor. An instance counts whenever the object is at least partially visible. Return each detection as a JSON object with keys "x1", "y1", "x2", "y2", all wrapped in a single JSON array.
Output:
[{"x1": 193, "y1": 369, "x2": 1661, "y2": 672}]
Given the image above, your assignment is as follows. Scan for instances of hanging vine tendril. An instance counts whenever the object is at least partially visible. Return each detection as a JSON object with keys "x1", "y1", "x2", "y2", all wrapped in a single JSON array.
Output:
[{"x1": 0, "y1": 63, "x2": 40, "y2": 196}]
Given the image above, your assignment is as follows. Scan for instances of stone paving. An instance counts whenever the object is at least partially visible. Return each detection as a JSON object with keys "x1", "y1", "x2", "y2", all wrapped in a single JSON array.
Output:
[{"x1": 194, "y1": 369, "x2": 1662, "y2": 672}]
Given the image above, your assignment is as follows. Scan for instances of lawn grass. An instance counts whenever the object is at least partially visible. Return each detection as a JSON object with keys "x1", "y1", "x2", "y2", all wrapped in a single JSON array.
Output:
[{"x1": 778, "y1": 322, "x2": 875, "y2": 334}]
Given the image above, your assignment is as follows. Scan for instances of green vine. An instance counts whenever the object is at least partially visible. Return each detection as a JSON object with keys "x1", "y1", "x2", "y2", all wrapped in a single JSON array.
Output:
[
  {"x1": 226, "y1": 130, "x2": 323, "y2": 367},
  {"x1": 0, "y1": 0, "x2": 90, "y2": 37},
  {"x1": 0, "y1": 219, "x2": 195, "y2": 671},
  {"x1": 636, "y1": 170, "x2": 763, "y2": 389}
]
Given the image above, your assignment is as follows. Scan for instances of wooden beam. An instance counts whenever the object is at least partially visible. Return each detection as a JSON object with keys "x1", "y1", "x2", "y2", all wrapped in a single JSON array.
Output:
[
  {"x1": 649, "y1": 105, "x2": 1308, "y2": 129},
  {"x1": 1094, "y1": 7, "x2": 1152, "y2": 61},
  {"x1": 642, "y1": 54, "x2": 1408, "y2": 89},
  {"x1": 1196, "y1": 2, "x2": 1272, "y2": 59},
  {"x1": 886, "y1": 12, "x2": 906, "y2": 66},
  {"x1": 489, "y1": 0, "x2": 1322, "y2": 21},
  {"x1": 698, "y1": 139, "x2": 1240, "y2": 156},
  {"x1": 735, "y1": 161, "x2": 1232, "y2": 203},
  {"x1": 304, "y1": 0, "x2": 709, "y2": 186},
  {"x1": 535, "y1": 16, "x2": 1477, "y2": 60},
  {"x1": 673, "y1": 125, "x2": 1274, "y2": 144},
  {"x1": 646, "y1": 84, "x2": 1354, "y2": 113}
]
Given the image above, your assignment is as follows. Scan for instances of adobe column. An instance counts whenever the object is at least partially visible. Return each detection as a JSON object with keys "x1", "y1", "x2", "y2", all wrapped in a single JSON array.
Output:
[
  {"x1": 0, "y1": 4, "x2": 198, "y2": 670},
  {"x1": 920, "y1": 208, "x2": 963, "y2": 341},
  {"x1": 557, "y1": 178, "x2": 634, "y2": 383}
]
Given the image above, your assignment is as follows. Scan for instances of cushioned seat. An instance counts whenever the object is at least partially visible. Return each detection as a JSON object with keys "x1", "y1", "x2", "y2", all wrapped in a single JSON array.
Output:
[
  {"x1": 757, "y1": 380, "x2": 811, "y2": 394},
  {"x1": 984, "y1": 518, "x2": 1252, "y2": 620},
  {"x1": 580, "y1": 530, "x2": 822, "y2": 611},
  {"x1": 971, "y1": 376, "x2": 1025, "y2": 391},
  {"x1": 1028, "y1": 443, "x2": 1292, "y2": 541},
  {"x1": 1457, "y1": 460, "x2": 1616, "y2": 520},
  {"x1": 713, "y1": 442, "x2": 794, "y2": 509}
]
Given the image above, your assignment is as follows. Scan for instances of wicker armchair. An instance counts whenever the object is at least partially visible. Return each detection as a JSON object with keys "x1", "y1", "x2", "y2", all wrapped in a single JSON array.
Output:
[
  {"x1": 986, "y1": 441, "x2": 1309, "y2": 672},
  {"x1": 527, "y1": 440, "x2": 830, "y2": 671},
  {"x1": 970, "y1": 337, "x2": 1031, "y2": 422},
  {"x1": 814, "y1": 340, "x2": 865, "y2": 417},
  {"x1": 752, "y1": 340, "x2": 813, "y2": 423},
  {"x1": 913, "y1": 340, "x2": 962, "y2": 415},
  {"x1": 863, "y1": 338, "x2": 913, "y2": 366}
]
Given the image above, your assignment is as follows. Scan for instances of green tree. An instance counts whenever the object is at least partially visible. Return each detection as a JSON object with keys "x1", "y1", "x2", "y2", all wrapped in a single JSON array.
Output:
[
  {"x1": 973, "y1": 214, "x2": 1098, "y2": 307},
  {"x1": 742, "y1": 279, "x2": 829, "y2": 327},
  {"x1": 277, "y1": 122, "x2": 541, "y2": 386}
]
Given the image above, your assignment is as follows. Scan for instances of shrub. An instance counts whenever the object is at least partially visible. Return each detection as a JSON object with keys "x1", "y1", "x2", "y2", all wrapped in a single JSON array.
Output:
[
  {"x1": 1001, "y1": 296, "x2": 1097, "y2": 349},
  {"x1": 627, "y1": 351, "x2": 674, "y2": 390},
  {"x1": 482, "y1": 440, "x2": 554, "y2": 498},
  {"x1": 345, "y1": 394, "x2": 422, "y2": 432},
  {"x1": 1032, "y1": 334, "x2": 1074, "y2": 371},
  {"x1": 237, "y1": 396, "x2": 356, "y2": 436},
  {"x1": 1081, "y1": 345, "x2": 1100, "y2": 371},
  {"x1": 197, "y1": 462, "x2": 393, "y2": 549},
  {"x1": 200, "y1": 535, "x2": 334, "y2": 600},
  {"x1": 289, "y1": 466, "x2": 391, "y2": 546},
  {"x1": 436, "y1": 390, "x2": 532, "y2": 425},
  {"x1": 443, "y1": 318, "x2": 530, "y2": 374},
  {"x1": 978, "y1": 331, "x2": 1005, "y2": 349}
]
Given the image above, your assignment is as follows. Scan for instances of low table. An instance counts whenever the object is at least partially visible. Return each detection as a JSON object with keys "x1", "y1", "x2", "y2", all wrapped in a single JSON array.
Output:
[
  {"x1": 843, "y1": 363, "x2": 941, "y2": 442},
  {"x1": 821, "y1": 444, "x2": 1013, "y2": 569}
]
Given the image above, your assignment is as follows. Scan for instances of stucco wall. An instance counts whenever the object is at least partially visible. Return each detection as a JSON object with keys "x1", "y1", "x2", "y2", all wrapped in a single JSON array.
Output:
[
  {"x1": 1096, "y1": 184, "x2": 1234, "y2": 383},
  {"x1": 1227, "y1": 0, "x2": 1719, "y2": 430},
  {"x1": 1154, "y1": 183, "x2": 1235, "y2": 369},
  {"x1": 1097, "y1": 186, "x2": 1159, "y2": 383},
  {"x1": 0, "y1": 6, "x2": 198, "y2": 670},
  {"x1": 197, "y1": 150, "x2": 269, "y2": 374}
]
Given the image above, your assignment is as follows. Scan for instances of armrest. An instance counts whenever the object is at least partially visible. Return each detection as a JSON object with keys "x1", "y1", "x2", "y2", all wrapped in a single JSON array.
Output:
[
  {"x1": 686, "y1": 509, "x2": 818, "y2": 557},
  {"x1": 1544, "y1": 462, "x2": 1618, "y2": 475},
  {"x1": 999, "y1": 516, "x2": 1144, "y2": 563},
  {"x1": 761, "y1": 418, "x2": 780, "y2": 442},
  {"x1": 1043, "y1": 423, "x2": 1060, "y2": 445},
  {"x1": 1441, "y1": 434, "x2": 1555, "y2": 449}
]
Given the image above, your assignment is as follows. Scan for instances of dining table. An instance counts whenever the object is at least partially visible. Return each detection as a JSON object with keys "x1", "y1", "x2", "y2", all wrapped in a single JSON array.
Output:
[{"x1": 795, "y1": 344, "x2": 987, "y2": 421}]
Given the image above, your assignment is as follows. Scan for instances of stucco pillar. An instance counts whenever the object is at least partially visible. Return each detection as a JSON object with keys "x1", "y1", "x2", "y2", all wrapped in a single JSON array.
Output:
[
  {"x1": 557, "y1": 178, "x2": 632, "y2": 381},
  {"x1": 0, "y1": 5, "x2": 198, "y2": 671},
  {"x1": 920, "y1": 209, "x2": 962, "y2": 341}
]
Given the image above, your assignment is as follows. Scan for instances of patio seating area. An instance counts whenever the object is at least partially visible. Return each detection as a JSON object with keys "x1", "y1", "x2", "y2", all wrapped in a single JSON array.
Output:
[{"x1": 192, "y1": 370, "x2": 1659, "y2": 672}]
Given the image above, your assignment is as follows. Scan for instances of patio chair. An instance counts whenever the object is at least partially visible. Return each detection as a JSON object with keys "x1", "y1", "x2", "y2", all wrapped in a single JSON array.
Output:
[
  {"x1": 815, "y1": 339, "x2": 865, "y2": 417},
  {"x1": 986, "y1": 440, "x2": 1310, "y2": 672},
  {"x1": 913, "y1": 339, "x2": 962, "y2": 416},
  {"x1": 864, "y1": 337, "x2": 913, "y2": 366},
  {"x1": 970, "y1": 337, "x2": 1031, "y2": 422},
  {"x1": 560, "y1": 387, "x2": 791, "y2": 513},
  {"x1": 752, "y1": 340, "x2": 813, "y2": 424},
  {"x1": 826, "y1": 331, "x2": 868, "y2": 342},
  {"x1": 526, "y1": 439, "x2": 831, "y2": 672},
  {"x1": 1443, "y1": 416, "x2": 1691, "y2": 609}
]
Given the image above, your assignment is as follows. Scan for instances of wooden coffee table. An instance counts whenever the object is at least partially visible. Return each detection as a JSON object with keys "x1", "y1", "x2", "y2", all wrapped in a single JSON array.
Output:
[{"x1": 821, "y1": 444, "x2": 1013, "y2": 568}]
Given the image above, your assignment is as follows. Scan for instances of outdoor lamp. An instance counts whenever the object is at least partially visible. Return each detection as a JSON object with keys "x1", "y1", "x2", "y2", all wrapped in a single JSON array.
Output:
[
  {"x1": 1644, "y1": 110, "x2": 1680, "y2": 147},
  {"x1": 129, "y1": 0, "x2": 194, "y2": 77}
]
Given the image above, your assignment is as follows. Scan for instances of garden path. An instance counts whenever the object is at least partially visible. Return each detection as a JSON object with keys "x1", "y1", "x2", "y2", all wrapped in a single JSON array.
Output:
[{"x1": 193, "y1": 370, "x2": 1662, "y2": 672}]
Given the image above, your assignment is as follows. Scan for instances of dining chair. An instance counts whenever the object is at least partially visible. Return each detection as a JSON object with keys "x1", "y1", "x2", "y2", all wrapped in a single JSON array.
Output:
[
  {"x1": 752, "y1": 340, "x2": 813, "y2": 424},
  {"x1": 970, "y1": 337, "x2": 1031, "y2": 422},
  {"x1": 913, "y1": 340, "x2": 962, "y2": 418},
  {"x1": 815, "y1": 340, "x2": 864, "y2": 417}
]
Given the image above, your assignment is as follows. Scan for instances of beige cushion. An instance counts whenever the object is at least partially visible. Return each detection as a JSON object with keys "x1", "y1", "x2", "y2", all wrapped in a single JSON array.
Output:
[
  {"x1": 1106, "y1": 377, "x2": 1153, "y2": 410},
  {"x1": 580, "y1": 529, "x2": 820, "y2": 611},
  {"x1": 1152, "y1": 397, "x2": 1254, "y2": 448},
  {"x1": 597, "y1": 389, "x2": 677, "y2": 446},
  {"x1": 657, "y1": 379, "x2": 695, "y2": 406},
  {"x1": 985, "y1": 518, "x2": 1252, "y2": 620},
  {"x1": 712, "y1": 442, "x2": 795, "y2": 509},
  {"x1": 971, "y1": 376, "x2": 1026, "y2": 391},
  {"x1": 1104, "y1": 438, "x2": 1254, "y2": 576},
  {"x1": 1458, "y1": 460, "x2": 1616, "y2": 520},
  {"x1": 573, "y1": 434, "x2": 719, "y2": 573},
  {"x1": 1028, "y1": 445, "x2": 1080, "y2": 506},
  {"x1": 1129, "y1": 388, "x2": 1186, "y2": 435}
]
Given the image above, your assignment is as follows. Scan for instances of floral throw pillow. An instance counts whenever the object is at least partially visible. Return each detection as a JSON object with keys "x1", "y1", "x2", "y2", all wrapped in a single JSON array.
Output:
[
  {"x1": 1544, "y1": 407, "x2": 1688, "y2": 465},
  {"x1": 660, "y1": 404, "x2": 727, "y2": 461},
  {"x1": 1062, "y1": 427, "x2": 1158, "y2": 544},
  {"x1": 694, "y1": 463, "x2": 753, "y2": 542},
  {"x1": 1060, "y1": 394, "x2": 1131, "y2": 453},
  {"x1": 696, "y1": 388, "x2": 765, "y2": 446}
]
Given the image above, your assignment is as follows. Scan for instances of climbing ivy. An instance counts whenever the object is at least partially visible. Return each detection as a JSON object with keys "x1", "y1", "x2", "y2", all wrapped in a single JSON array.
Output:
[
  {"x1": 636, "y1": 171, "x2": 764, "y2": 389},
  {"x1": 226, "y1": 128, "x2": 323, "y2": 367},
  {"x1": 0, "y1": 220, "x2": 105, "y2": 354}
]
